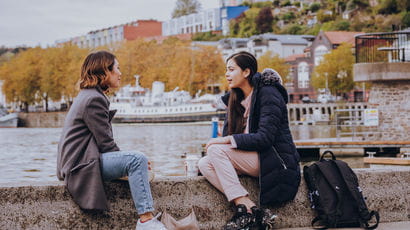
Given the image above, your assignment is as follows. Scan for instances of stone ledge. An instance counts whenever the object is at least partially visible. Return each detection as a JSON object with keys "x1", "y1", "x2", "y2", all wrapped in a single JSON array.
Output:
[
  {"x1": 354, "y1": 62, "x2": 410, "y2": 82},
  {"x1": 1, "y1": 168, "x2": 409, "y2": 229}
]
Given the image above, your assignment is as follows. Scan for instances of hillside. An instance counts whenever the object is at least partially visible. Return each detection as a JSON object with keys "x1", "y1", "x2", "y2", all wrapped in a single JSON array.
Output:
[{"x1": 193, "y1": 0, "x2": 410, "y2": 41}]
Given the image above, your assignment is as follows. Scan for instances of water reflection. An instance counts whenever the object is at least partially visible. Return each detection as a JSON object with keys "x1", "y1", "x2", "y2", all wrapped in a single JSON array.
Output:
[{"x1": 0, "y1": 123, "x2": 362, "y2": 184}]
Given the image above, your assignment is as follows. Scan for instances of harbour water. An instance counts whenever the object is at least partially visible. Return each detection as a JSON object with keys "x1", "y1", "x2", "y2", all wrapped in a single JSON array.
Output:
[{"x1": 0, "y1": 122, "x2": 360, "y2": 184}]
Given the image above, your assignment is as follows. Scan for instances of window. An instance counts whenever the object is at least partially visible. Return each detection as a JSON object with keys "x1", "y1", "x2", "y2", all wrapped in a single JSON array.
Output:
[
  {"x1": 297, "y1": 62, "x2": 309, "y2": 89},
  {"x1": 314, "y1": 45, "x2": 329, "y2": 66}
]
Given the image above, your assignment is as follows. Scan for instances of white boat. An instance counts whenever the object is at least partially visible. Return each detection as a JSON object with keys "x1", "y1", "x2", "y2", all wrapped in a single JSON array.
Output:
[
  {"x1": 109, "y1": 76, "x2": 225, "y2": 123},
  {"x1": 0, "y1": 112, "x2": 18, "y2": 128}
]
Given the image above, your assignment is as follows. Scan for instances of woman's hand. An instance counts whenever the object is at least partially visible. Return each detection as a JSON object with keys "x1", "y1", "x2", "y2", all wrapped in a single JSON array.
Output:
[{"x1": 205, "y1": 136, "x2": 231, "y2": 151}]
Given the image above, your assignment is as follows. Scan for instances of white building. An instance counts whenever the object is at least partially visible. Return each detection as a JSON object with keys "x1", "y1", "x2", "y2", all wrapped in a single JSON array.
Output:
[
  {"x1": 219, "y1": 0, "x2": 270, "y2": 7},
  {"x1": 56, "y1": 26, "x2": 124, "y2": 48},
  {"x1": 218, "y1": 38, "x2": 250, "y2": 60},
  {"x1": 218, "y1": 34, "x2": 315, "y2": 60},
  {"x1": 248, "y1": 34, "x2": 315, "y2": 58},
  {"x1": 162, "y1": 8, "x2": 221, "y2": 36}
]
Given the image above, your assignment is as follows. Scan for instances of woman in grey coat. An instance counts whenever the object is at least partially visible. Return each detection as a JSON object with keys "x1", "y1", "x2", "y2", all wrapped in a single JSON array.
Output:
[{"x1": 57, "y1": 51, "x2": 166, "y2": 230}]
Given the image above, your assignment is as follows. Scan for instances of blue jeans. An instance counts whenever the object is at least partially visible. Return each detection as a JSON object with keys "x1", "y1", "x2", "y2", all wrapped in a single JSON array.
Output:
[{"x1": 100, "y1": 151, "x2": 154, "y2": 214}]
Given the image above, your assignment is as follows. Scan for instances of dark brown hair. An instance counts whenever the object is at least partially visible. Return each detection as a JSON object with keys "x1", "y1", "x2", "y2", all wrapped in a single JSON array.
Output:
[
  {"x1": 79, "y1": 50, "x2": 116, "y2": 91},
  {"x1": 226, "y1": 51, "x2": 258, "y2": 135}
]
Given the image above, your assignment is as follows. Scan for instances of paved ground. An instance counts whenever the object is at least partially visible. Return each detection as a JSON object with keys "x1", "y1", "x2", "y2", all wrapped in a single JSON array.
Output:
[{"x1": 280, "y1": 221, "x2": 410, "y2": 229}]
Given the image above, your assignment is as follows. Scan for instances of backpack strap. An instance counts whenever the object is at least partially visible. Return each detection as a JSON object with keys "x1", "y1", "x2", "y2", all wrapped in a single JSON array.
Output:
[
  {"x1": 313, "y1": 162, "x2": 344, "y2": 227},
  {"x1": 332, "y1": 160, "x2": 380, "y2": 229},
  {"x1": 319, "y1": 150, "x2": 336, "y2": 161},
  {"x1": 304, "y1": 165, "x2": 329, "y2": 229}
]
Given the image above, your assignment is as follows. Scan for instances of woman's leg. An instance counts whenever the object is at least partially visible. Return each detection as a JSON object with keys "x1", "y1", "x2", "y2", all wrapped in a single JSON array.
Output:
[
  {"x1": 100, "y1": 151, "x2": 154, "y2": 215},
  {"x1": 198, "y1": 144, "x2": 259, "y2": 203}
]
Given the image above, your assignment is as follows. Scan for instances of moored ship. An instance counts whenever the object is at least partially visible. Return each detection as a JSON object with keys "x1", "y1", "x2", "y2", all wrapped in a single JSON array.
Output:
[{"x1": 109, "y1": 76, "x2": 225, "y2": 123}]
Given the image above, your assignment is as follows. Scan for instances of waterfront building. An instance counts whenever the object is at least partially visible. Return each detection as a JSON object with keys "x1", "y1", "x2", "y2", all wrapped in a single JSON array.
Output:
[
  {"x1": 284, "y1": 31, "x2": 363, "y2": 103},
  {"x1": 218, "y1": 34, "x2": 314, "y2": 60},
  {"x1": 218, "y1": 38, "x2": 249, "y2": 59},
  {"x1": 162, "y1": 8, "x2": 222, "y2": 36},
  {"x1": 220, "y1": 6, "x2": 250, "y2": 35},
  {"x1": 56, "y1": 20, "x2": 162, "y2": 48},
  {"x1": 285, "y1": 53, "x2": 315, "y2": 103},
  {"x1": 248, "y1": 34, "x2": 315, "y2": 59},
  {"x1": 219, "y1": 0, "x2": 271, "y2": 7},
  {"x1": 309, "y1": 31, "x2": 362, "y2": 66},
  {"x1": 162, "y1": 6, "x2": 249, "y2": 37}
]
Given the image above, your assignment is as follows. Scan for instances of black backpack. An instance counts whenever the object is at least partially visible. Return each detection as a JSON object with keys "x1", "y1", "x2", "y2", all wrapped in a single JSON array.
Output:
[{"x1": 303, "y1": 150, "x2": 380, "y2": 229}]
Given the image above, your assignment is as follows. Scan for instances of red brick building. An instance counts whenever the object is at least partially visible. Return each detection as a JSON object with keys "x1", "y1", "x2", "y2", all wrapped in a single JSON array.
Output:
[
  {"x1": 57, "y1": 20, "x2": 163, "y2": 48},
  {"x1": 124, "y1": 20, "x2": 162, "y2": 40}
]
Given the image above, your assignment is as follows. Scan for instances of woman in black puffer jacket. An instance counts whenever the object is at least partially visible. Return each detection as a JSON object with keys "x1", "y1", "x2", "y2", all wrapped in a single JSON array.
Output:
[{"x1": 198, "y1": 51, "x2": 300, "y2": 230}]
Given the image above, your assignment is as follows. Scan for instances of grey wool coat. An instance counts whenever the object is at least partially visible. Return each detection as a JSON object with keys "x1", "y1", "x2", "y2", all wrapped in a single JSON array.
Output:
[{"x1": 57, "y1": 86, "x2": 119, "y2": 211}]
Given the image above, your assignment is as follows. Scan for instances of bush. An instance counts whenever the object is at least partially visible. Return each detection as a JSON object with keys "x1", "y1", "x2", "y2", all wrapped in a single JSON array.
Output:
[
  {"x1": 281, "y1": 0, "x2": 291, "y2": 7},
  {"x1": 281, "y1": 24, "x2": 305, "y2": 34},
  {"x1": 310, "y1": 3, "x2": 321, "y2": 12},
  {"x1": 281, "y1": 12, "x2": 296, "y2": 22},
  {"x1": 403, "y1": 12, "x2": 410, "y2": 27},
  {"x1": 317, "y1": 10, "x2": 335, "y2": 23},
  {"x1": 332, "y1": 20, "x2": 351, "y2": 31}
]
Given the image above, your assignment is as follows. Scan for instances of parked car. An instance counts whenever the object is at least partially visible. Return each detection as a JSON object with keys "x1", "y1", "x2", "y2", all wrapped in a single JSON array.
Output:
[{"x1": 317, "y1": 94, "x2": 335, "y2": 103}]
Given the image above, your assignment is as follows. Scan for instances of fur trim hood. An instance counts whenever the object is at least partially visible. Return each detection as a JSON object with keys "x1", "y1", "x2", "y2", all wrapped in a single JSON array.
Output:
[{"x1": 251, "y1": 68, "x2": 289, "y2": 104}]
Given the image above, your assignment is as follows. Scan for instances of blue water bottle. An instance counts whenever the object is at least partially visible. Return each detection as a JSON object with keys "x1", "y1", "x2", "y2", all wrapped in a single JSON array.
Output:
[{"x1": 211, "y1": 117, "x2": 219, "y2": 138}]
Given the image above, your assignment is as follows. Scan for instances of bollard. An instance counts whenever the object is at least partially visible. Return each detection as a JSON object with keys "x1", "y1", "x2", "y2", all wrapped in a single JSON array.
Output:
[{"x1": 211, "y1": 117, "x2": 219, "y2": 138}]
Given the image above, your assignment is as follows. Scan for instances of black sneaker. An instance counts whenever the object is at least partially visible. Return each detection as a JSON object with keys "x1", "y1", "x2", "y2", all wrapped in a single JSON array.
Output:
[
  {"x1": 250, "y1": 206, "x2": 277, "y2": 230},
  {"x1": 222, "y1": 204, "x2": 255, "y2": 230}
]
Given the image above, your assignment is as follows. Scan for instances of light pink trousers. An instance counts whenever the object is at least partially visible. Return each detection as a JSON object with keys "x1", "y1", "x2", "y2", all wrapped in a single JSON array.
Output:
[{"x1": 197, "y1": 144, "x2": 259, "y2": 202}]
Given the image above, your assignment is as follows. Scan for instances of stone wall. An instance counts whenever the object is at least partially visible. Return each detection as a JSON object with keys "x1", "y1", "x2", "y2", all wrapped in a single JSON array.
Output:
[
  {"x1": 18, "y1": 112, "x2": 66, "y2": 128},
  {"x1": 367, "y1": 81, "x2": 410, "y2": 141},
  {"x1": 1, "y1": 168, "x2": 409, "y2": 229},
  {"x1": 354, "y1": 62, "x2": 410, "y2": 141}
]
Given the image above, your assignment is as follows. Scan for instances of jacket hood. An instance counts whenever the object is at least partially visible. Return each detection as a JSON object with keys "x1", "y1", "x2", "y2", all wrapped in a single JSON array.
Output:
[{"x1": 252, "y1": 69, "x2": 289, "y2": 104}]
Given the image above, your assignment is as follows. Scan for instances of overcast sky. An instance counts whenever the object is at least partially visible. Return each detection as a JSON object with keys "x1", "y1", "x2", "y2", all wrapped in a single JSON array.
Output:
[{"x1": 0, "y1": 0, "x2": 219, "y2": 48}]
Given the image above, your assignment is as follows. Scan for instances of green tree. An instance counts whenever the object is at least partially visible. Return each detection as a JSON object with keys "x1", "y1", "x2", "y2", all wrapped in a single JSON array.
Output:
[
  {"x1": 377, "y1": 0, "x2": 399, "y2": 14},
  {"x1": 309, "y1": 3, "x2": 321, "y2": 12},
  {"x1": 237, "y1": 8, "x2": 260, "y2": 37},
  {"x1": 311, "y1": 43, "x2": 355, "y2": 95},
  {"x1": 402, "y1": 11, "x2": 410, "y2": 27},
  {"x1": 255, "y1": 7, "x2": 274, "y2": 34},
  {"x1": 172, "y1": 0, "x2": 201, "y2": 18}
]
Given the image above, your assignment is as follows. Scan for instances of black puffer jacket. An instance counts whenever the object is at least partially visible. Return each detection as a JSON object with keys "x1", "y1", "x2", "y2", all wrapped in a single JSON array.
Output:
[{"x1": 221, "y1": 71, "x2": 300, "y2": 206}]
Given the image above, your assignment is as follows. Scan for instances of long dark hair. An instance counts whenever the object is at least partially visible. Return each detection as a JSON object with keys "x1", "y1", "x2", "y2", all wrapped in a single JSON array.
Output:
[{"x1": 226, "y1": 51, "x2": 258, "y2": 135}]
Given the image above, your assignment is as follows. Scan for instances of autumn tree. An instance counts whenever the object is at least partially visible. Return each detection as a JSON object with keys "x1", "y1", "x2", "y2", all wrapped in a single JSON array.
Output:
[
  {"x1": 172, "y1": 0, "x2": 201, "y2": 18},
  {"x1": 39, "y1": 45, "x2": 88, "y2": 111},
  {"x1": 0, "y1": 47, "x2": 43, "y2": 112},
  {"x1": 255, "y1": 7, "x2": 274, "y2": 34},
  {"x1": 116, "y1": 38, "x2": 225, "y2": 95},
  {"x1": 257, "y1": 51, "x2": 290, "y2": 83},
  {"x1": 311, "y1": 43, "x2": 355, "y2": 95},
  {"x1": 191, "y1": 45, "x2": 225, "y2": 94}
]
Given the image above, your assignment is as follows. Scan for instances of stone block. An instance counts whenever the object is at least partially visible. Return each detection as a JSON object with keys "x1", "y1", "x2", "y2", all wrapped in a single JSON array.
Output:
[{"x1": 1, "y1": 169, "x2": 409, "y2": 229}]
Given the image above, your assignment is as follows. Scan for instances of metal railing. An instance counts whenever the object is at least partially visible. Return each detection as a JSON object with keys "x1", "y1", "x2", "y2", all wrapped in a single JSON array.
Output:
[
  {"x1": 355, "y1": 31, "x2": 410, "y2": 63},
  {"x1": 335, "y1": 108, "x2": 379, "y2": 140}
]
